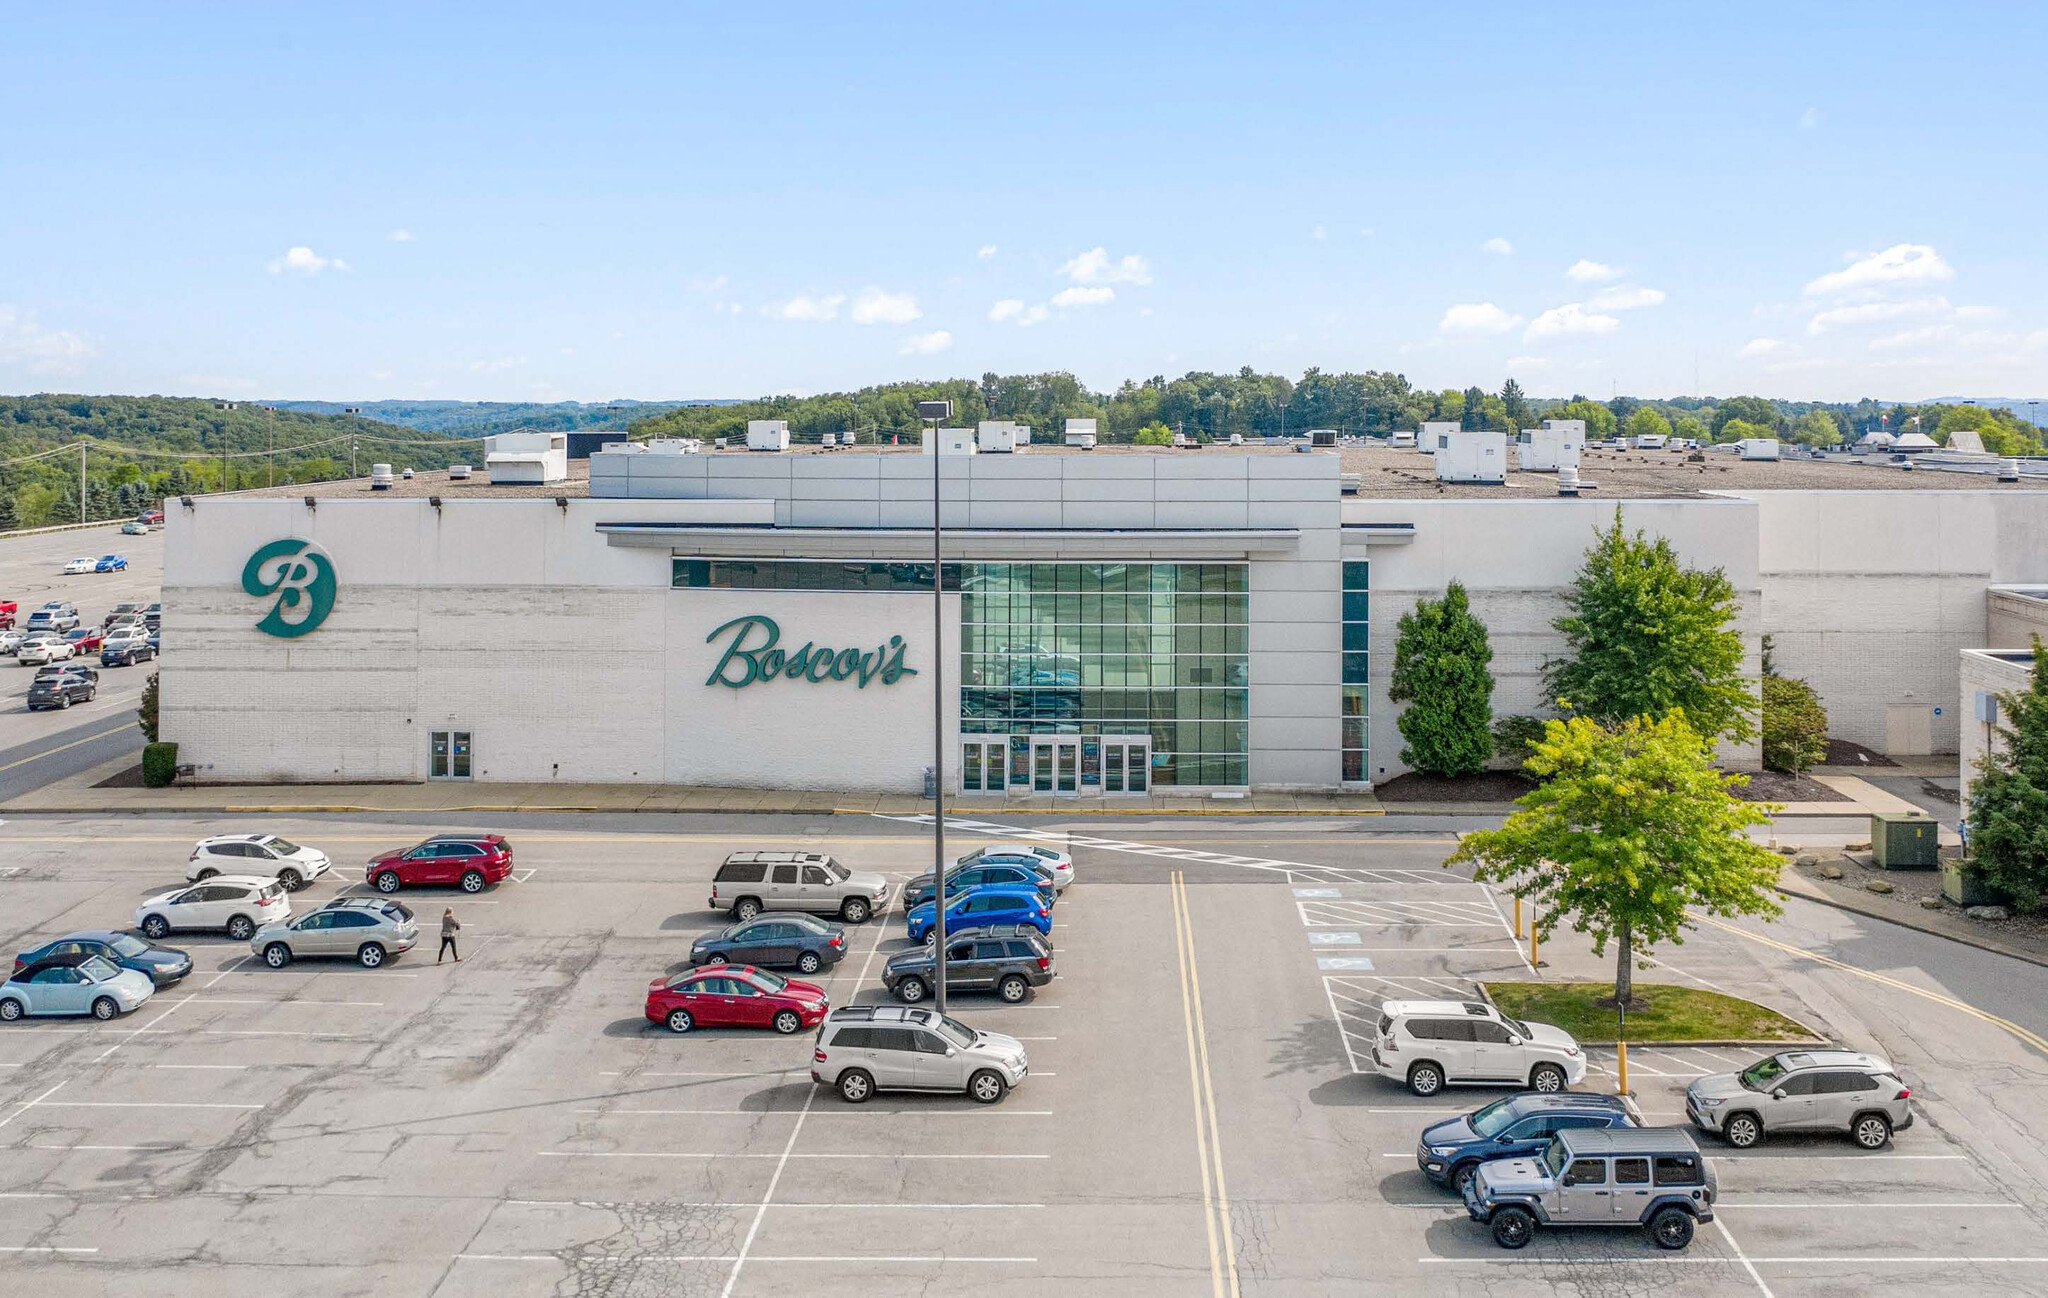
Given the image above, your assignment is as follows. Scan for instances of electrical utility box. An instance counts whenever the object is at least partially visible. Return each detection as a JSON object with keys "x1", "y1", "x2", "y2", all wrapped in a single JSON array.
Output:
[{"x1": 1870, "y1": 812, "x2": 1940, "y2": 869}]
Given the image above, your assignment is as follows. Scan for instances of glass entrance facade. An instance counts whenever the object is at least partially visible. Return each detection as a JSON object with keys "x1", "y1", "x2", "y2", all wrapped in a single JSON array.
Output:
[{"x1": 961, "y1": 563, "x2": 1248, "y2": 787}]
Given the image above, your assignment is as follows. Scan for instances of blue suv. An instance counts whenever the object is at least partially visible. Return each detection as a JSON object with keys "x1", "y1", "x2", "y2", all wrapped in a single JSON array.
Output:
[
  {"x1": 901, "y1": 861, "x2": 1056, "y2": 911},
  {"x1": 906, "y1": 886, "x2": 1051, "y2": 945},
  {"x1": 1417, "y1": 1092, "x2": 1636, "y2": 1197}
]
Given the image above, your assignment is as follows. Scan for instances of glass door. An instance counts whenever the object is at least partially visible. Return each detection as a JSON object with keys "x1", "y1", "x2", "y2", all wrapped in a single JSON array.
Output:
[
  {"x1": 1101, "y1": 737, "x2": 1149, "y2": 794},
  {"x1": 429, "y1": 730, "x2": 473, "y2": 780},
  {"x1": 960, "y1": 739, "x2": 1008, "y2": 794},
  {"x1": 1055, "y1": 741, "x2": 1078, "y2": 794},
  {"x1": 1033, "y1": 742, "x2": 1055, "y2": 793}
]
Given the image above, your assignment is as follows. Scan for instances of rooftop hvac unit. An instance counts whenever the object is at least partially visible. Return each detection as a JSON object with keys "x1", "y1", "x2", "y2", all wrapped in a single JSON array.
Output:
[
  {"x1": 1517, "y1": 424, "x2": 1584, "y2": 472},
  {"x1": 2001, "y1": 458, "x2": 2022, "y2": 482},
  {"x1": 746, "y1": 420, "x2": 791, "y2": 452},
  {"x1": 1434, "y1": 430, "x2": 1507, "y2": 484},
  {"x1": 920, "y1": 427, "x2": 977, "y2": 456},
  {"x1": 1063, "y1": 418, "x2": 1098, "y2": 450},
  {"x1": 977, "y1": 421, "x2": 1024, "y2": 453},
  {"x1": 447, "y1": 465, "x2": 472, "y2": 480},
  {"x1": 370, "y1": 463, "x2": 394, "y2": 489},
  {"x1": 1389, "y1": 430, "x2": 1417, "y2": 449},
  {"x1": 1339, "y1": 472, "x2": 1361, "y2": 495},
  {"x1": 1418, "y1": 421, "x2": 1459, "y2": 454},
  {"x1": 1557, "y1": 465, "x2": 1580, "y2": 496},
  {"x1": 1309, "y1": 429, "x2": 1337, "y2": 448},
  {"x1": 820, "y1": 432, "x2": 837, "y2": 449},
  {"x1": 1737, "y1": 438, "x2": 1780, "y2": 461}
]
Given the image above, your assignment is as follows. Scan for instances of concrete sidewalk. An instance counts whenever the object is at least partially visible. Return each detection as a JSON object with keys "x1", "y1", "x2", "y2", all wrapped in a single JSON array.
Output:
[{"x1": 0, "y1": 756, "x2": 1389, "y2": 818}]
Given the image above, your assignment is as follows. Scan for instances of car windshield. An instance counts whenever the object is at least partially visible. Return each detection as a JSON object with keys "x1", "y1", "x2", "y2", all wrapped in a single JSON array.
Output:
[
  {"x1": 746, "y1": 970, "x2": 789, "y2": 993},
  {"x1": 1469, "y1": 1097, "x2": 1521, "y2": 1138},
  {"x1": 78, "y1": 955, "x2": 120, "y2": 981},
  {"x1": 1505, "y1": 1016, "x2": 1532, "y2": 1037},
  {"x1": 265, "y1": 837, "x2": 304, "y2": 855},
  {"x1": 1739, "y1": 1057, "x2": 1787, "y2": 1091},
  {"x1": 1542, "y1": 1139, "x2": 1568, "y2": 1177},
  {"x1": 110, "y1": 935, "x2": 150, "y2": 956},
  {"x1": 932, "y1": 1015, "x2": 977, "y2": 1049},
  {"x1": 826, "y1": 860, "x2": 849, "y2": 881}
]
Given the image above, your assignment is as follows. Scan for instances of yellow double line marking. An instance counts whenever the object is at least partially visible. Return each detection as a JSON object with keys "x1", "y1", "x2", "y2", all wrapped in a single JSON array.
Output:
[
  {"x1": 1170, "y1": 869, "x2": 1239, "y2": 1298},
  {"x1": 1691, "y1": 912, "x2": 2048, "y2": 1057}
]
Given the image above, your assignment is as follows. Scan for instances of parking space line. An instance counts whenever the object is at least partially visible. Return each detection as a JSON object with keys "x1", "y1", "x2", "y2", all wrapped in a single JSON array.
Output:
[
  {"x1": 1419, "y1": 1256, "x2": 2048, "y2": 1266},
  {"x1": 571, "y1": 1108, "x2": 1054, "y2": 1117},
  {"x1": 1718, "y1": 1202, "x2": 2025, "y2": 1209},
  {"x1": 91, "y1": 993, "x2": 196, "y2": 1062},
  {"x1": 32, "y1": 1143, "x2": 185, "y2": 1151},
  {"x1": 457, "y1": 1253, "x2": 1035, "y2": 1264},
  {"x1": 598, "y1": 1070, "x2": 807, "y2": 1078},
  {"x1": 502, "y1": 1199, "x2": 1044, "y2": 1209},
  {"x1": 0, "y1": 1247, "x2": 99, "y2": 1255},
  {"x1": 0, "y1": 1080, "x2": 65, "y2": 1132},
  {"x1": 1710, "y1": 1153, "x2": 1967, "y2": 1161},
  {"x1": 1171, "y1": 869, "x2": 1240, "y2": 1298},
  {"x1": 1713, "y1": 1215, "x2": 1777, "y2": 1297},
  {"x1": 40, "y1": 1100, "x2": 263, "y2": 1110},
  {"x1": 541, "y1": 1150, "x2": 1050, "y2": 1160}
]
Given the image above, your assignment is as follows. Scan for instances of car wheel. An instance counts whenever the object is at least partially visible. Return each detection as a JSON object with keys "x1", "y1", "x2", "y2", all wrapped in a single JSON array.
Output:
[
  {"x1": 733, "y1": 897, "x2": 762, "y2": 921},
  {"x1": 459, "y1": 870, "x2": 485, "y2": 893},
  {"x1": 1490, "y1": 1205, "x2": 1535, "y2": 1250},
  {"x1": 923, "y1": 930, "x2": 938, "y2": 948},
  {"x1": 796, "y1": 951, "x2": 821, "y2": 974},
  {"x1": 1852, "y1": 1112, "x2": 1893, "y2": 1149},
  {"x1": 85, "y1": 687, "x2": 96, "y2": 701},
  {"x1": 195, "y1": 868, "x2": 218, "y2": 881},
  {"x1": 998, "y1": 975, "x2": 1029, "y2": 1003},
  {"x1": 665, "y1": 1008, "x2": 693, "y2": 1033},
  {"x1": 840, "y1": 897, "x2": 871, "y2": 923},
  {"x1": 1407, "y1": 1062, "x2": 1444, "y2": 1097},
  {"x1": 358, "y1": 944, "x2": 385, "y2": 969},
  {"x1": 226, "y1": 916, "x2": 255, "y2": 941},
  {"x1": 1649, "y1": 1206, "x2": 1695, "y2": 1250},
  {"x1": 1529, "y1": 1063, "x2": 1566, "y2": 1093},
  {"x1": 278, "y1": 869, "x2": 303, "y2": 891},
  {"x1": 772, "y1": 1009, "x2": 802, "y2": 1035},
  {"x1": 374, "y1": 872, "x2": 401, "y2": 894},
  {"x1": 1723, "y1": 1112, "x2": 1763, "y2": 1149},
  {"x1": 263, "y1": 943, "x2": 292, "y2": 969},
  {"x1": 91, "y1": 996, "x2": 118, "y2": 1021},
  {"x1": 704, "y1": 952, "x2": 728, "y2": 966},
  {"x1": 895, "y1": 976, "x2": 928, "y2": 1004},
  {"x1": 838, "y1": 1069, "x2": 874, "y2": 1103},
  {"x1": 57, "y1": 694, "x2": 70, "y2": 709},
  {"x1": 141, "y1": 915, "x2": 169, "y2": 939},
  {"x1": 0, "y1": 998, "x2": 22, "y2": 1021},
  {"x1": 969, "y1": 1068, "x2": 1007, "y2": 1104},
  {"x1": 1451, "y1": 1163, "x2": 1479, "y2": 1199}
]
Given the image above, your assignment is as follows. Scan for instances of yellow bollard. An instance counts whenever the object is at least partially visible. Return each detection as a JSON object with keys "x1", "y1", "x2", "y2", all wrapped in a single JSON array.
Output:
[
  {"x1": 1528, "y1": 908, "x2": 1539, "y2": 967},
  {"x1": 1617, "y1": 1039, "x2": 1629, "y2": 1097},
  {"x1": 1513, "y1": 896, "x2": 1522, "y2": 939}
]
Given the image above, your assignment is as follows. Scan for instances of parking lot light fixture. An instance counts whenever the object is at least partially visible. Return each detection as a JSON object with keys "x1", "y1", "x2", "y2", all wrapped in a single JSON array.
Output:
[{"x1": 914, "y1": 398, "x2": 953, "y2": 1013}]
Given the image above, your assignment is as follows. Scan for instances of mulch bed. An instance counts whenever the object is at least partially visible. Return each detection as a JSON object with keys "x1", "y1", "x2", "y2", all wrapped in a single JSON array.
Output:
[
  {"x1": 1824, "y1": 738, "x2": 1896, "y2": 767},
  {"x1": 1792, "y1": 851, "x2": 2048, "y2": 950},
  {"x1": 1374, "y1": 771, "x2": 1537, "y2": 803},
  {"x1": 1734, "y1": 771, "x2": 1851, "y2": 803}
]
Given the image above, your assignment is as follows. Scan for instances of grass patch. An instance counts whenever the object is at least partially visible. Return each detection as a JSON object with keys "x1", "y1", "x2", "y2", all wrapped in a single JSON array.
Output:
[{"x1": 1480, "y1": 981, "x2": 1813, "y2": 1044}]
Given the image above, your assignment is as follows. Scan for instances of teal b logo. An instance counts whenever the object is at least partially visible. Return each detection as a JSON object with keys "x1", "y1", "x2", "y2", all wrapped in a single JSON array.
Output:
[{"x1": 241, "y1": 539, "x2": 336, "y2": 638}]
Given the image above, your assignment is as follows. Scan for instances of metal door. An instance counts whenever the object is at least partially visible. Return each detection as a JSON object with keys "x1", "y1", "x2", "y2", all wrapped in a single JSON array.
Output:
[
  {"x1": 1556, "y1": 1157, "x2": 1607, "y2": 1219},
  {"x1": 1611, "y1": 1157, "x2": 1652, "y2": 1218},
  {"x1": 912, "y1": 1028, "x2": 965, "y2": 1091}
]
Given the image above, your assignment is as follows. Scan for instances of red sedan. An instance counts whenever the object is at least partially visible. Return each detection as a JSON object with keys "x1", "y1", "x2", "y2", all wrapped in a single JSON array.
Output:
[
  {"x1": 646, "y1": 965, "x2": 828, "y2": 1035},
  {"x1": 367, "y1": 834, "x2": 513, "y2": 894},
  {"x1": 64, "y1": 627, "x2": 104, "y2": 655}
]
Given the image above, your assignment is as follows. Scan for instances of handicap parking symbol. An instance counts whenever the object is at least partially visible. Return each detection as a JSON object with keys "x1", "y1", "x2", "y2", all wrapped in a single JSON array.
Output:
[
  {"x1": 1308, "y1": 931, "x2": 1363, "y2": 946},
  {"x1": 1292, "y1": 887, "x2": 1341, "y2": 897},
  {"x1": 1315, "y1": 957, "x2": 1376, "y2": 971}
]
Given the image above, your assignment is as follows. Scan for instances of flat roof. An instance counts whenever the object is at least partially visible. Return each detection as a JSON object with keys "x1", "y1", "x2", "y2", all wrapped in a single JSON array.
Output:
[{"x1": 236, "y1": 441, "x2": 2048, "y2": 504}]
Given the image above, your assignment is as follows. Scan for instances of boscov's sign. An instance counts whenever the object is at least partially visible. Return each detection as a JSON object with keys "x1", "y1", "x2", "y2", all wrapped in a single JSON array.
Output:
[
  {"x1": 241, "y1": 538, "x2": 337, "y2": 639},
  {"x1": 704, "y1": 614, "x2": 916, "y2": 690}
]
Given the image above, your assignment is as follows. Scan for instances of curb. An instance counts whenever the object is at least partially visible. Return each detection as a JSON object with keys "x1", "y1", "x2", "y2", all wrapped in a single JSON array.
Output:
[
  {"x1": 0, "y1": 801, "x2": 1387, "y2": 818},
  {"x1": 1567, "y1": 1036, "x2": 1825, "y2": 1048},
  {"x1": 1774, "y1": 880, "x2": 2048, "y2": 971}
]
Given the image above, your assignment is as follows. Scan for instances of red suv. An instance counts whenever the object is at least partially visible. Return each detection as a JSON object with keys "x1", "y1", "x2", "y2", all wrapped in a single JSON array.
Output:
[{"x1": 367, "y1": 834, "x2": 513, "y2": 894}]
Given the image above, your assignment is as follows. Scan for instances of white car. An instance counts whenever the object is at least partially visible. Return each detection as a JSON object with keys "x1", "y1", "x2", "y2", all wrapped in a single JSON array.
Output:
[
  {"x1": 16, "y1": 634, "x2": 75, "y2": 666},
  {"x1": 188, "y1": 834, "x2": 332, "y2": 891},
  {"x1": 136, "y1": 875, "x2": 293, "y2": 941},
  {"x1": 958, "y1": 842, "x2": 1075, "y2": 892},
  {"x1": 1370, "y1": 999, "x2": 1586, "y2": 1096},
  {"x1": 61, "y1": 557, "x2": 96, "y2": 575},
  {"x1": 0, "y1": 629, "x2": 24, "y2": 654}
]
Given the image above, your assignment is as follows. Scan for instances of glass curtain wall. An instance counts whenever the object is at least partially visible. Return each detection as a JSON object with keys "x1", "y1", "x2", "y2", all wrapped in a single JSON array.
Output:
[
  {"x1": 961, "y1": 563, "x2": 1249, "y2": 787},
  {"x1": 1341, "y1": 560, "x2": 1369, "y2": 782}
]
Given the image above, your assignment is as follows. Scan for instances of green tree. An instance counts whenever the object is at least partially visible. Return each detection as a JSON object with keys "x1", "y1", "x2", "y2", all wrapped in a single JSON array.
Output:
[
  {"x1": 1500, "y1": 378, "x2": 1534, "y2": 431},
  {"x1": 1461, "y1": 386, "x2": 1488, "y2": 431},
  {"x1": 1790, "y1": 409, "x2": 1841, "y2": 447},
  {"x1": 1550, "y1": 398, "x2": 1618, "y2": 441},
  {"x1": 138, "y1": 671, "x2": 159, "y2": 743},
  {"x1": 1546, "y1": 510, "x2": 1757, "y2": 742},
  {"x1": 1761, "y1": 674, "x2": 1829, "y2": 774},
  {"x1": 1710, "y1": 396, "x2": 1781, "y2": 438},
  {"x1": 1447, "y1": 710, "x2": 1783, "y2": 1005},
  {"x1": 1387, "y1": 581, "x2": 1495, "y2": 777},
  {"x1": 1673, "y1": 415, "x2": 1709, "y2": 444},
  {"x1": 1718, "y1": 417, "x2": 1774, "y2": 445},
  {"x1": 1132, "y1": 422, "x2": 1172, "y2": 446},
  {"x1": 0, "y1": 492, "x2": 16, "y2": 532},
  {"x1": 1624, "y1": 408, "x2": 1672, "y2": 445},
  {"x1": 1966, "y1": 638, "x2": 2048, "y2": 911}
]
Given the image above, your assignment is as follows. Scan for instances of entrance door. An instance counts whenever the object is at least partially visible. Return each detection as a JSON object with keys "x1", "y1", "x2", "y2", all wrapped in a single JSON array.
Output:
[
  {"x1": 1031, "y1": 739, "x2": 1081, "y2": 795},
  {"x1": 960, "y1": 740, "x2": 1008, "y2": 794},
  {"x1": 429, "y1": 730, "x2": 473, "y2": 780},
  {"x1": 1101, "y1": 737, "x2": 1151, "y2": 794}
]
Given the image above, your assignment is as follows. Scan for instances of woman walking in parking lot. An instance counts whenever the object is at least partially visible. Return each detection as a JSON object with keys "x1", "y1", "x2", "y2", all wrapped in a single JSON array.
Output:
[{"x1": 439, "y1": 907, "x2": 461, "y2": 963}]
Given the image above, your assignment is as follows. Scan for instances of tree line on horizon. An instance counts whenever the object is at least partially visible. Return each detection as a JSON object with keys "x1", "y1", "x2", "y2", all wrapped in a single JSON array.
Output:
[{"x1": 628, "y1": 369, "x2": 2046, "y2": 456}]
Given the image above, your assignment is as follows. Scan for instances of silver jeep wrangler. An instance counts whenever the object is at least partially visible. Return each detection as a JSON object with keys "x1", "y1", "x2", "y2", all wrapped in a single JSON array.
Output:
[{"x1": 1464, "y1": 1126, "x2": 1717, "y2": 1251}]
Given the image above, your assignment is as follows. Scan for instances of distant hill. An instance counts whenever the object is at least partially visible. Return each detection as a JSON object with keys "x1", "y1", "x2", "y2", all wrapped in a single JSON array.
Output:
[
  {"x1": 1926, "y1": 398, "x2": 2048, "y2": 428},
  {"x1": 266, "y1": 399, "x2": 735, "y2": 437}
]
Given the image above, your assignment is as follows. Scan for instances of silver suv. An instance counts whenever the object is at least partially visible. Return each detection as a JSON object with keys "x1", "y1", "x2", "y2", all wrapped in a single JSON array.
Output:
[
  {"x1": 710, "y1": 851, "x2": 891, "y2": 924},
  {"x1": 250, "y1": 898, "x2": 420, "y2": 969},
  {"x1": 811, "y1": 1004, "x2": 1029, "y2": 1104},
  {"x1": 1687, "y1": 1049, "x2": 1913, "y2": 1149},
  {"x1": 1466, "y1": 1127, "x2": 1717, "y2": 1251}
]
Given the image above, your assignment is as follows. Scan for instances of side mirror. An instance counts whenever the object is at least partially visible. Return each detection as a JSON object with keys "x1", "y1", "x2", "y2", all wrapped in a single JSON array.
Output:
[
  {"x1": 1495, "y1": 1133, "x2": 1515, "y2": 1144},
  {"x1": 1562, "y1": 1176, "x2": 1575, "y2": 1188},
  {"x1": 1506, "y1": 1036, "x2": 1523, "y2": 1046},
  {"x1": 945, "y1": 1046, "x2": 958, "y2": 1057},
  {"x1": 1772, "y1": 1088, "x2": 1787, "y2": 1100}
]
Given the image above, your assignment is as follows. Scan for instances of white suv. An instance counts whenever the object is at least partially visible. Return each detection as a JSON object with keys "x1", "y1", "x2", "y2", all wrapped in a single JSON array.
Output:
[
  {"x1": 188, "y1": 834, "x2": 331, "y2": 891},
  {"x1": 1371, "y1": 999, "x2": 1586, "y2": 1097},
  {"x1": 136, "y1": 876, "x2": 293, "y2": 941}
]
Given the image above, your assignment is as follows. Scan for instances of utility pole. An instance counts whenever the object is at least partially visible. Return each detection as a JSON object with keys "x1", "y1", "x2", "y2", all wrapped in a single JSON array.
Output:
[
  {"x1": 79, "y1": 443, "x2": 87, "y2": 524},
  {"x1": 214, "y1": 401, "x2": 237, "y2": 493},
  {"x1": 915, "y1": 398, "x2": 954, "y2": 1015},
  {"x1": 265, "y1": 405, "x2": 276, "y2": 488}
]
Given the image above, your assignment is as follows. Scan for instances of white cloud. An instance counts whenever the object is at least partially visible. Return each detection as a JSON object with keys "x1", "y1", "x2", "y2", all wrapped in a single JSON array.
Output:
[
  {"x1": 469, "y1": 356, "x2": 524, "y2": 373},
  {"x1": 1016, "y1": 304, "x2": 1050, "y2": 327},
  {"x1": 988, "y1": 298, "x2": 1025, "y2": 322},
  {"x1": 898, "y1": 330, "x2": 954, "y2": 356},
  {"x1": 1869, "y1": 325, "x2": 1948, "y2": 351},
  {"x1": 1138, "y1": 306, "x2": 1154, "y2": 317},
  {"x1": 1052, "y1": 285, "x2": 1114, "y2": 308},
  {"x1": 1588, "y1": 284, "x2": 1666, "y2": 311},
  {"x1": 977, "y1": 244, "x2": 998, "y2": 259},
  {"x1": 1504, "y1": 354, "x2": 1553, "y2": 371},
  {"x1": 1803, "y1": 243, "x2": 1953, "y2": 296},
  {"x1": 774, "y1": 293, "x2": 845, "y2": 321},
  {"x1": 1481, "y1": 237, "x2": 1513, "y2": 255},
  {"x1": 688, "y1": 273, "x2": 729, "y2": 292},
  {"x1": 1058, "y1": 247, "x2": 1152, "y2": 285},
  {"x1": 0, "y1": 304, "x2": 93, "y2": 375},
  {"x1": 1799, "y1": 105, "x2": 1819, "y2": 130},
  {"x1": 386, "y1": 228, "x2": 415, "y2": 242},
  {"x1": 267, "y1": 245, "x2": 347, "y2": 274},
  {"x1": 1738, "y1": 337, "x2": 1781, "y2": 357},
  {"x1": 1565, "y1": 259, "x2": 1622, "y2": 282},
  {"x1": 1806, "y1": 296, "x2": 1948, "y2": 333},
  {"x1": 1437, "y1": 302, "x2": 1522, "y2": 334},
  {"x1": 1313, "y1": 225, "x2": 1328, "y2": 241},
  {"x1": 1525, "y1": 303, "x2": 1619, "y2": 340},
  {"x1": 850, "y1": 287, "x2": 921, "y2": 326}
]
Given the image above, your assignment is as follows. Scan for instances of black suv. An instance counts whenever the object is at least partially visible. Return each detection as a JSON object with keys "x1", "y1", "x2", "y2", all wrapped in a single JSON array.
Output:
[
  {"x1": 27, "y1": 670, "x2": 97, "y2": 710},
  {"x1": 883, "y1": 924, "x2": 1054, "y2": 1004}
]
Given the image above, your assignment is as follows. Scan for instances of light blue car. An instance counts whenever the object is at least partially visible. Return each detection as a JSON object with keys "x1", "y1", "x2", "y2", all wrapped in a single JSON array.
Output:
[{"x1": 0, "y1": 952, "x2": 154, "y2": 1021}]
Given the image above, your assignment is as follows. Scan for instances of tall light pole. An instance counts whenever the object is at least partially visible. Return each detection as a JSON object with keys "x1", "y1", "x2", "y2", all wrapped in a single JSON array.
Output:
[
  {"x1": 343, "y1": 408, "x2": 362, "y2": 478},
  {"x1": 915, "y1": 398, "x2": 953, "y2": 1015},
  {"x1": 214, "y1": 401, "x2": 237, "y2": 493}
]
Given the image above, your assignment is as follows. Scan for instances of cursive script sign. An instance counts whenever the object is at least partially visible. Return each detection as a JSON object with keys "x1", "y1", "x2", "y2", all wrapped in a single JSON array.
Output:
[{"x1": 704, "y1": 614, "x2": 917, "y2": 690}]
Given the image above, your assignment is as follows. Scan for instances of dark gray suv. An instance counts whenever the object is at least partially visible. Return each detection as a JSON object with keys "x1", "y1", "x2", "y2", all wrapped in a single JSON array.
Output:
[{"x1": 882, "y1": 924, "x2": 1055, "y2": 1004}]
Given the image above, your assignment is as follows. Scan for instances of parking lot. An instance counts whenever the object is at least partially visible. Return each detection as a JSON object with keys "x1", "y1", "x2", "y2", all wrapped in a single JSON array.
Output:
[
  {"x1": 0, "y1": 522, "x2": 161, "y2": 744},
  {"x1": 5, "y1": 813, "x2": 2048, "y2": 1295}
]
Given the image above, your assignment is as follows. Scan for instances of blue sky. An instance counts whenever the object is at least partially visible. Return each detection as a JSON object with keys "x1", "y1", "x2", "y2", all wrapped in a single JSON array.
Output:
[{"x1": 3, "y1": 2, "x2": 2044, "y2": 404}]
